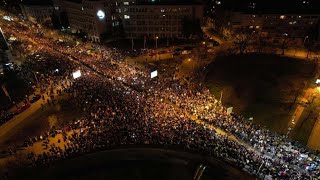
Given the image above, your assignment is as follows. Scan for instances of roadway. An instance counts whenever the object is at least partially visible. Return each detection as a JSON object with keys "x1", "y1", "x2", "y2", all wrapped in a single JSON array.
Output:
[{"x1": 0, "y1": 79, "x2": 70, "y2": 149}]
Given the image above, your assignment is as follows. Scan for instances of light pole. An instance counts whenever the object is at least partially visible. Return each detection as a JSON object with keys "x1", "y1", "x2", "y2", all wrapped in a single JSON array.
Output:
[
  {"x1": 32, "y1": 71, "x2": 39, "y2": 84},
  {"x1": 131, "y1": 36, "x2": 134, "y2": 51},
  {"x1": 304, "y1": 36, "x2": 309, "y2": 44},
  {"x1": 155, "y1": 36, "x2": 158, "y2": 49}
]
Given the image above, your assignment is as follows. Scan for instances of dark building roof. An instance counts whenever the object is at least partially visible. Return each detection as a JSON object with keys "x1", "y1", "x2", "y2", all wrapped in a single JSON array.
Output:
[
  {"x1": 136, "y1": 0, "x2": 202, "y2": 5},
  {"x1": 221, "y1": 0, "x2": 320, "y2": 14},
  {"x1": 22, "y1": 0, "x2": 53, "y2": 6},
  {"x1": 65, "y1": 0, "x2": 104, "y2": 4},
  {"x1": 65, "y1": 0, "x2": 82, "y2": 4}
]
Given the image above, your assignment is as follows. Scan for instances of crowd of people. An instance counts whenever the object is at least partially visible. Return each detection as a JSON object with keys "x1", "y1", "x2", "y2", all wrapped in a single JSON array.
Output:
[{"x1": 1, "y1": 12, "x2": 319, "y2": 179}]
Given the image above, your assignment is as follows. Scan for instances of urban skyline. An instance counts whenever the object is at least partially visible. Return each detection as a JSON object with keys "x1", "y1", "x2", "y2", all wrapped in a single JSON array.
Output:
[{"x1": 0, "y1": 0, "x2": 319, "y2": 179}]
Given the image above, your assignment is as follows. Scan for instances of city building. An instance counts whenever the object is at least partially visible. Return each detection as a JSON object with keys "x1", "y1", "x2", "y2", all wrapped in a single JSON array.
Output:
[
  {"x1": 53, "y1": 0, "x2": 113, "y2": 42},
  {"x1": 20, "y1": 0, "x2": 54, "y2": 23},
  {"x1": 120, "y1": 3, "x2": 203, "y2": 39},
  {"x1": 53, "y1": 0, "x2": 203, "y2": 41},
  {"x1": 212, "y1": 1, "x2": 320, "y2": 46}
]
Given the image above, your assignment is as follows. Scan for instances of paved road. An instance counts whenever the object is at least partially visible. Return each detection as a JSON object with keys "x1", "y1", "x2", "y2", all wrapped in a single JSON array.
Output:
[{"x1": 0, "y1": 80, "x2": 70, "y2": 147}]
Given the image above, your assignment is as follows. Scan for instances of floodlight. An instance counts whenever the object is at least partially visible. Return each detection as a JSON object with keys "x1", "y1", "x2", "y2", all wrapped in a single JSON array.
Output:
[{"x1": 97, "y1": 10, "x2": 105, "y2": 19}]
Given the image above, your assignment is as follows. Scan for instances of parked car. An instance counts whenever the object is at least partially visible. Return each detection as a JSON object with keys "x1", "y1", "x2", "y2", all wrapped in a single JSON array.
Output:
[
  {"x1": 16, "y1": 102, "x2": 31, "y2": 114},
  {"x1": 159, "y1": 50, "x2": 167, "y2": 54},
  {"x1": 182, "y1": 46, "x2": 193, "y2": 50},
  {"x1": 207, "y1": 49, "x2": 215, "y2": 53},
  {"x1": 213, "y1": 41, "x2": 220, "y2": 46},
  {"x1": 172, "y1": 51, "x2": 180, "y2": 56},
  {"x1": 0, "y1": 112, "x2": 15, "y2": 125},
  {"x1": 208, "y1": 38, "x2": 220, "y2": 46},
  {"x1": 174, "y1": 48, "x2": 182, "y2": 52},
  {"x1": 30, "y1": 94, "x2": 41, "y2": 103},
  {"x1": 181, "y1": 50, "x2": 191, "y2": 55},
  {"x1": 149, "y1": 51, "x2": 155, "y2": 56}
]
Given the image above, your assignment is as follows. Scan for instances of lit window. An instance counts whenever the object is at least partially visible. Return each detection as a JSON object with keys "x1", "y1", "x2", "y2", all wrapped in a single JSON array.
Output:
[
  {"x1": 124, "y1": 15, "x2": 130, "y2": 19},
  {"x1": 81, "y1": 7, "x2": 84, "y2": 11},
  {"x1": 280, "y1": 15, "x2": 285, "y2": 19},
  {"x1": 124, "y1": 2, "x2": 129, "y2": 5},
  {"x1": 256, "y1": 26, "x2": 260, "y2": 29}
]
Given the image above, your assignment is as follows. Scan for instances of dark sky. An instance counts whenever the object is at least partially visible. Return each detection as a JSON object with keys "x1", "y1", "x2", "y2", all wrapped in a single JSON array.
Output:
[
  {"x1": 222, "y1": 0, "x2": 320, "y2": 8},
  {"x1": 221, "y1": 0, "x2": 320, "y2": 13}
]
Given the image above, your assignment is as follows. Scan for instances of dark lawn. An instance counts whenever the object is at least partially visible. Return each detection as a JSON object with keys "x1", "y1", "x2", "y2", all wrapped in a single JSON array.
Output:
[{"x1": 205, "y1": 54, "x2": 315, "y2": 137}]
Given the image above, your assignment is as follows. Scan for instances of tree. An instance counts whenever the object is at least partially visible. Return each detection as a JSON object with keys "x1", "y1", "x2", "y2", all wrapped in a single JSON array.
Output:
[
  {"x1": 304, "y1": 37, "x2": 317, "y2": 58},
  {"x1": 233, "y1": 29, "x2": 253, "y2": 54},
  {"x1": 280, "y1": 34, "x2": 290, "y2": 55},
  {"x1": 221, "y1": 27, "x2": 232, "y2": 40},
  {"x1": 182, "y1": 17, "x2": 202, "y2": 38},
  {"x1": 304, "y1": 20, "x2": 320, "y2": 58},
  {"x1": 113, "y1": 18, "x2": 125, "y2": 38},
  {"x1": 60, "y1": 11, "x2": 69, "y2": 28},
  {"x1": 51, "y1": 13, "x2": 60, "y2": 29},
  {"x1": 100, "y1": 32, "x2": 110, "y2": 42},
  {"x1": 256, "y1": 33, "x2": 268, "y2": 54}
]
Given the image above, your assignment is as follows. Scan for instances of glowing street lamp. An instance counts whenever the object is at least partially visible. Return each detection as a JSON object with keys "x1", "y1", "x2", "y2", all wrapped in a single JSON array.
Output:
[
  {"x1": 155, "y1": 36, "x2": 159, "y2": 49},
  {"x1": 97, "y1": 10, "x2": 105, "y2": 19}
]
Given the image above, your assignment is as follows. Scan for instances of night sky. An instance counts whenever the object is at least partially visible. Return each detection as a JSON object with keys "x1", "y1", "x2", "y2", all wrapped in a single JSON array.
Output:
[{"x1": 222, "y1": 0, "x2": 320, "y2": 10}]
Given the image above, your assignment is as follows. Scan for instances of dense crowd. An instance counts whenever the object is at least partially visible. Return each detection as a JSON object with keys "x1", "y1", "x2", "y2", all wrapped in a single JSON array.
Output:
[{"x1": 1, "y1": 12, "x2": 319, "y2": 180}]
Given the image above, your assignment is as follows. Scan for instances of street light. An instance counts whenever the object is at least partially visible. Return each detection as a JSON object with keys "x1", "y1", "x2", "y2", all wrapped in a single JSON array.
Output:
[
  {"x1": 304, "y1": 36, "x2": 309, "y2": 44},
  {"x1": 155, "y1": 36, "x2": 158, "y2": 49}
]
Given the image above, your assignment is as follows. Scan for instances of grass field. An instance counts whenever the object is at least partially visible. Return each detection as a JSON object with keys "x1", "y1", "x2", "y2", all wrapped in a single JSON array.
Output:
[{"x1": 205, "y1": 54, "x2": 316, "y2": 141}]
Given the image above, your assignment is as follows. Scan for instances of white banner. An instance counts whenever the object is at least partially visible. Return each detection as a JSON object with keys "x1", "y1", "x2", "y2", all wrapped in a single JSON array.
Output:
[{"x1": 227, "y1": 107, "x2": 233, "y2": 115}]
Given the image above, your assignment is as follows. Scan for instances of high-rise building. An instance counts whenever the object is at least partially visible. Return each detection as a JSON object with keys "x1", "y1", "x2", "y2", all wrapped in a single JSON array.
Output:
[
  {"x1": 213, "y1": 1, "x2": 320, "y2": 46},
  {"x1": 52, "y1": 0, "x2": 203, "y2": 41},
  {"x1": 53, "y1": 0, "x2": 113, "y2": 42},
  {"x1": 20, "y1": 0, "x2": 54, "y2": 23}
]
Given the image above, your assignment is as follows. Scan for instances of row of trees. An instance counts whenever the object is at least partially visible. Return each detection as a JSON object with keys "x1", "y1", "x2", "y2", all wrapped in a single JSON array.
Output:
[{"x1": 224, "y1": 21, "x2": 320, "y2": 57}]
